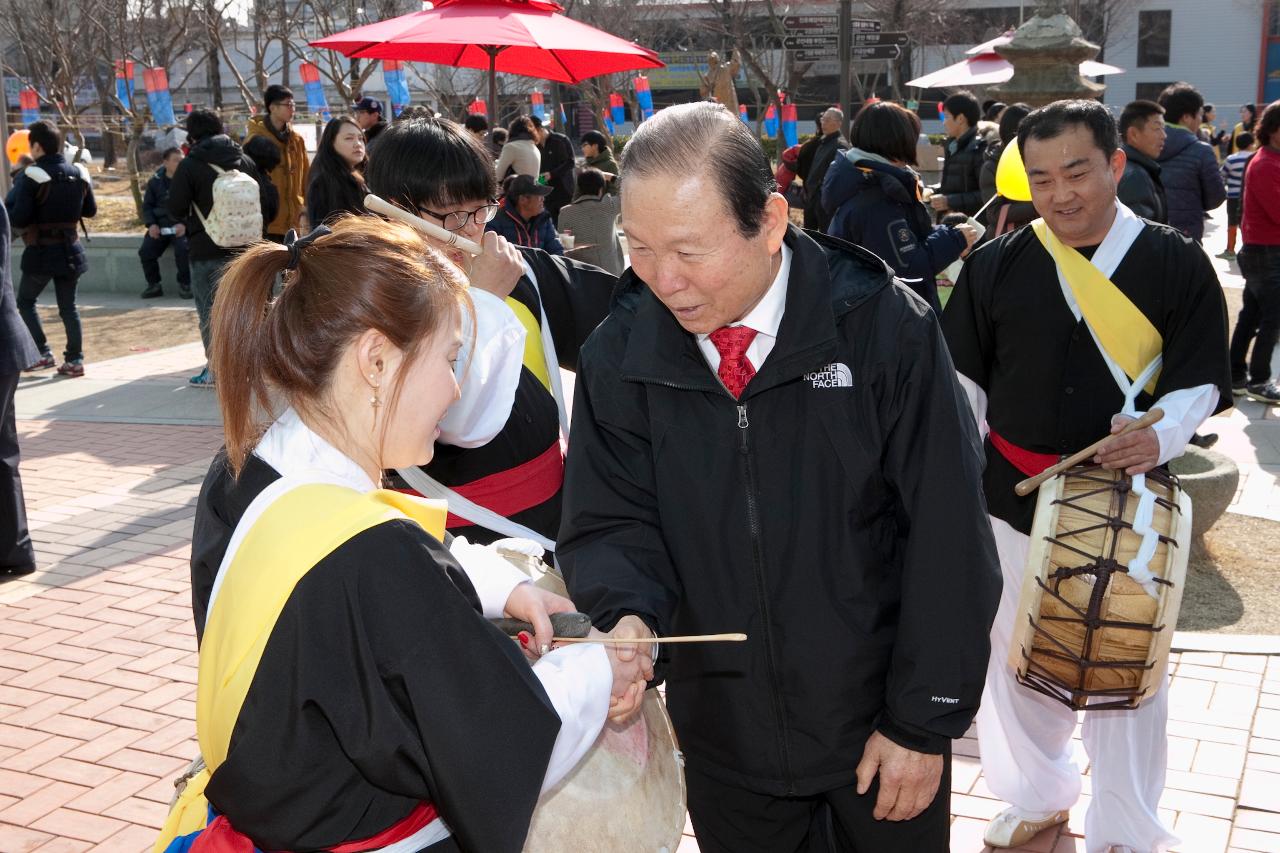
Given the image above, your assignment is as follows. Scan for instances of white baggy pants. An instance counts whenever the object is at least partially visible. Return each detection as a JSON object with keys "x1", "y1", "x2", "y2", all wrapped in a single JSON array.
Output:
[{"x1": 976, "y1": 516, "x2": 1180, "y2": 853}]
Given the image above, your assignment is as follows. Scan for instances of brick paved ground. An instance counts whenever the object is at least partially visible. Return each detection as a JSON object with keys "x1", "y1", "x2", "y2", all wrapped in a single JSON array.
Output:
[{"x1": 3, "y1": 211, "x2": 1280, "y2": 852}]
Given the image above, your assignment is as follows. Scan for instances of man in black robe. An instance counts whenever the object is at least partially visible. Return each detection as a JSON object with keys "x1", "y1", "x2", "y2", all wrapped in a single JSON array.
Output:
[{"x1": 941, "y1": 100, "x2": 1231, "y2": 852}]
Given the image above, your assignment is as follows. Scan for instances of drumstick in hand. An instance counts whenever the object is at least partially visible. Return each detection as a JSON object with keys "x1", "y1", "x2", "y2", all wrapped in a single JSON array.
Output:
[
  {"x1": 554, "y1": 633, "x2": 747, "y2": 645},
  {"x1": 1013, "y1": 408, "x2": 1164, "y2": 497},
  {"x1": 364, "y1": 193, "x2": 484, "y2": 257}
]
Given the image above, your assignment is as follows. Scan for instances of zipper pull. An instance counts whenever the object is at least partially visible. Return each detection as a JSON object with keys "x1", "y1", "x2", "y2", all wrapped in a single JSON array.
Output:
[{"x1": 737, "y1": 405, "x2": 748, "y2": 429}]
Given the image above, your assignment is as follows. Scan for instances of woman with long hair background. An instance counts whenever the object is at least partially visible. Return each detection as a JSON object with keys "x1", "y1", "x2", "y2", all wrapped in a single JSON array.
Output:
[{"x1": 305, "y1": 115, "x2": 368, "y2": 226}]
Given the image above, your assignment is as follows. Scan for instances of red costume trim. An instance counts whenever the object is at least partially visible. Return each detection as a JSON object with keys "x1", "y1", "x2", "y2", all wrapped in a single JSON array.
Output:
[
  {"x1": 988, "y1": 429, "x2": 1060, "y2": 477},
  {"x1": 400, "y1": 441, "x2": 563, "y2": 529}
]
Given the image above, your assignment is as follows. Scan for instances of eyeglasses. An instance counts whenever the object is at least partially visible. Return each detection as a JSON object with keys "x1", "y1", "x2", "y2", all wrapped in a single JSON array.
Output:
[
  {"x1": 418, "y1": 202, "x2": 500, "y2": 232},
  {"x1": 274, "y1": 100, "x2": 297, "y2": 109}
]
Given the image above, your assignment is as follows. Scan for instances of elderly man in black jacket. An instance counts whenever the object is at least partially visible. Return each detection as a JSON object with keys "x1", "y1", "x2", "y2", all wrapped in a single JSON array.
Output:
[
  {"x1": 798, "y1": 107, "x2": 848, "y2": 232},
  {"x1": 559, "y1": 102, "x2": 1000, "y2": 852},
  {"x1": 0, "y1": 203, "x2": 41, "y2": 579}
]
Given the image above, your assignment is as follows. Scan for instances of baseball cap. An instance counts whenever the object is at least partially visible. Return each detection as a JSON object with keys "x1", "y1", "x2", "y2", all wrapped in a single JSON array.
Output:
[
  {"x1": 507, "y1": 174, "x2": 553, "y2": 198},
  {"x1": 351, "y1": 97, "x2": 384, "y2": 114}
]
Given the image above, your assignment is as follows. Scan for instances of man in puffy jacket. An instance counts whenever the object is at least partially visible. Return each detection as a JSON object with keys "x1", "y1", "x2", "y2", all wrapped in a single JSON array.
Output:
[
  {"x1": 1156, "y1": 83, "x2": 1226, "y2": 241},
  {"x1": 560, "y1": 102, "x2": 999, "y2": 853},
  {"x1": 168, "y1": 109, "x2": 277, "y2": 388},
  {"x1": 139, "y1": 147, "x2": 191, "y2": 299},
  {"x1": 5, "y1": 120, "x2": 96, "y2": 378}
]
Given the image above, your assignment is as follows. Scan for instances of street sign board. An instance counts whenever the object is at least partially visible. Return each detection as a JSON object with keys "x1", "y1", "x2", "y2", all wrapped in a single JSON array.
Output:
[
  {"x1": 850, "y1": 31, "x2": 908, "y2": 47},
  {"x1": 782, "y1": 15, "x2": 881, "y2": 33},
  {"x1": 849, "y1": 44, "x2": 902, "y2": 60},
  {"x1": 783, "y1": 33, "x2": 839, "y2": 49},
  {"x1": 792, "y1": 43, "x2": 902, "y2": 61}
]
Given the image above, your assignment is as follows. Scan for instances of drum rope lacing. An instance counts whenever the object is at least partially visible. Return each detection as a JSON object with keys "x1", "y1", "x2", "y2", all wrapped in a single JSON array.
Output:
[{"x1": 1019, "y1": 465, "x2": 1182, "y2": 709}]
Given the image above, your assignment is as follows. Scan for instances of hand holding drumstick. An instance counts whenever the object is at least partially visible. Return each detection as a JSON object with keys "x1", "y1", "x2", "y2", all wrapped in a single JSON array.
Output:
[{"x1": 1014, "y1": 409, "x2": 1164, "y2": 496}]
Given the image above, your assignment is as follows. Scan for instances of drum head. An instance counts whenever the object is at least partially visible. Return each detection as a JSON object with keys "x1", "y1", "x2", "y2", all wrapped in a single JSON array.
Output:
[{"x1": 495, "y1": 544, "x2": 688, "y2": 852}]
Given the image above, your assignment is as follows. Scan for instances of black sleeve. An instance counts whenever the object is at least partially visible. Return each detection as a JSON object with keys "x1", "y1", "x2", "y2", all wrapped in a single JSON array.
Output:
[
  {"x1": 168, "y1": 161, "x2": 195, "y2": 223},
  {"x1": 873, "y1": 289, "x2": 1001, "y2": 752},
  {"x1": 142, "y1": 177, "x2": 160, "y2": 226},
  {"x1": 521, "y1": 248, "x2": 615, "y2": 369},
  {"x1": 305, "y1": 176, "x2": 330, "y2": 228},
  {"x1": 558, "y1": 333, "x2": 682, "y2": 640},
  {"x1": 80, "y1": 179, "x2": 97, "y2": 220},
  {"x1": 5, "y1": 174, "x2": 36, "y2": 229},
  {"x1": 349, "y1": 525, "x2": 562, "y2": 853},
  {"x1": 244, "y1": 156, "x2": 279, "y2": 225},
  {"x1": 1152, "y1": 235, "x2": 1233, "y2": 413},
  {"x1": 939, "y1": 236, "x2": 1002, "y2": 390}
]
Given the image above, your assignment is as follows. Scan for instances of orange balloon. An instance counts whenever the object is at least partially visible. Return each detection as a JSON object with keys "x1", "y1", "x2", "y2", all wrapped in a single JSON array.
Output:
[{"x1": 5, "y1": 130, "x2": 31, "y2": 166}]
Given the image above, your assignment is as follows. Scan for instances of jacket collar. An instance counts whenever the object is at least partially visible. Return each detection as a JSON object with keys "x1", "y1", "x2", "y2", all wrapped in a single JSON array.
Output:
[
  {"x1": 619, "y1": 225, "x2": 891, "y2": 398},
  {"x1": 1122, "y1": 144, "x2": 1162, "y2": 176}
]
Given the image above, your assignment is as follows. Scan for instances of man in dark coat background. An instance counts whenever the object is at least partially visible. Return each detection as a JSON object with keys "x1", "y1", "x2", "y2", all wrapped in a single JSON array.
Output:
[
  {"x1": 533, "y1": 116, "x2": 575, "y2": 225},
  {"x1": 798, "y1": 107, "x2": 848, "y2": 232},
  {"x1": 139, "y1": 146, "x2": 192, "y2": 299},
  {"x1": 1118, "y1": 99, "x2": 1169, "y2": 223},
  {"x1": 0, "y1": 202, "x2": 41, "y2": 579},
  {"x1": 559, "y1": 102, "x2": 1000, "y2": 853},
  {"x1": 932, "y1": 91, "x2": 988, "y2": 218}
]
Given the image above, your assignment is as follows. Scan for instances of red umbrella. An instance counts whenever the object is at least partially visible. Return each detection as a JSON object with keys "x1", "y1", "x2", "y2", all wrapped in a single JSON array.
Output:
[{"x1": 311, "y1": 0, "x2": 663, "y2": 124}]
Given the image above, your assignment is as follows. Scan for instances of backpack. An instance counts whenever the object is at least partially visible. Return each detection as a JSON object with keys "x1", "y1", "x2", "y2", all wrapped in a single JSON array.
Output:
[{"x1": 196, "y1": 163, "x2": 262, "y2": 247}]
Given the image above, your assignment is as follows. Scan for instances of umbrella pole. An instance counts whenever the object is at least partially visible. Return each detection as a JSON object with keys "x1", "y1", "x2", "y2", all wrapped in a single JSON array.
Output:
[{"x1": 487, "y1": 47, "x2": 498, "y2": 127}]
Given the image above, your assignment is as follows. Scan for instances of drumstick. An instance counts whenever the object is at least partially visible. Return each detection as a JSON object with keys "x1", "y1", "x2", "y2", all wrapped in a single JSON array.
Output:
[
  {"x1": 364, "y1": 193, "x2": 484, "y2": 257},
  {"x1": 553, "y1": 633, "x2": 748, "y2": 645},
  {"x1": 1013, "y1": 408, "x2": 1165, "y2": 497}
]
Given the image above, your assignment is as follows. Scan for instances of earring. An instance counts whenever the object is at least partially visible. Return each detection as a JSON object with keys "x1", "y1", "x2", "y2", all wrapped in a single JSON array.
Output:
[{"x1": 369, "y1": 373, "x2": 382, "y2": 411}]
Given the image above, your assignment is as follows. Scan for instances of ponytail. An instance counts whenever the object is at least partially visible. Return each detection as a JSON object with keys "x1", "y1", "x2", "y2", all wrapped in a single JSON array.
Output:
[
  {"x1": 211, "y1": 243, "x2": 294, "y2": 475},
  {"x1": 209, "y1": 215, "x2": 469, "y2": 478}
]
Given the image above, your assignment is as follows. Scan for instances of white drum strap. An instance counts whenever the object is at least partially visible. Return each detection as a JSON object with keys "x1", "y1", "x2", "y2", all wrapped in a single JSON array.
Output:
[
  {"x1": 1119, "y1": 356, "x2": 1164, "y2": 597},
  {"x1": 394, "y1": 464, "x2": 556, "y2": 555}
]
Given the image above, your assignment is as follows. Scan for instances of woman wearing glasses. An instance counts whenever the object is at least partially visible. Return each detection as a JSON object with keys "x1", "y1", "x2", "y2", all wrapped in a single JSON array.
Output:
[{"x1": 361, "y1": 116, "x2": 615, "y2": 554}]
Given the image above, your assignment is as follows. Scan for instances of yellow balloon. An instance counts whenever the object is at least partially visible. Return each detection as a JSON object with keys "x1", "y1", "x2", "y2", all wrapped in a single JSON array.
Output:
[
  {"x1": 995, "y1": 137, "x2": 1032, "y2": 202},
  {"x1": 5, "y1": 129, "x2": 31, "y2": 167}
]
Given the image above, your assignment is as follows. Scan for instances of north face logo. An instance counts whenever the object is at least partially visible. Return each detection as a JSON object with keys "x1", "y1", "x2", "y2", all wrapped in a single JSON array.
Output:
[{"x1": 804, "y1": 362, "x2": 853, "y2": 388}]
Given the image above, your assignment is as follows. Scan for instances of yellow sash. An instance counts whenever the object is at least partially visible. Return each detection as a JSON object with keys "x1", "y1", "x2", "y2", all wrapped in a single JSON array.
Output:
[
  {"x1": 1031, "y1": 220, "x2": 1163, "y2": 395},
  {"x1": 154, "y1": 485, "x2": 446, "y2": 853},
  {"x1": 506, "y1": 296, "x2": 552, "y2": 392}
]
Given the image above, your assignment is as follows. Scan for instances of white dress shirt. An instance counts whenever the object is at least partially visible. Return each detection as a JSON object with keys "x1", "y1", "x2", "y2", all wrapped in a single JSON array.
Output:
[{"x1": 697, "y1": 244, "x2": 792, "y2": 373}]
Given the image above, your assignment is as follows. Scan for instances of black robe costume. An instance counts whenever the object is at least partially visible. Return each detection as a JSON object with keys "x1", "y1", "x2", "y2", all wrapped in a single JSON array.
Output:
[
  {"x1": 941, "y1": 222, "x2": 1232, "y2": 534},
  {"x1": 190, "y1": 453, "x2": 562, "y2": 853},
  {"x1": 388, "y1": 247, "x2": 614, "y2": 547}
]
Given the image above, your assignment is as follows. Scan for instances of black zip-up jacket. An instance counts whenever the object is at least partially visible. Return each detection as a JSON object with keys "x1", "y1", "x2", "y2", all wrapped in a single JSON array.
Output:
[
  {"x1": 559, "y1": 225, "x2": 1001, "y2": 796},
  {"x1": 142, "y1": 167, "x2": 177, "y2": 228},
  {"x1": 1118, "y1": 144, "x2": 1169, "y2": 224},
  {"x1": 939, "y1": 128, "x2": 987, "y2": 215}
]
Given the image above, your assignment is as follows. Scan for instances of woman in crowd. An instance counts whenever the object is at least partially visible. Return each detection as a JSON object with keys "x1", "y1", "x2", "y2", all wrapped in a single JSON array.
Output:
[
  {"x1": 1232, "y1": 103, "x2": 1258, "y2": 154},
  {"x1": 305, "y1": 115, "x2": 368, "y2": 225},
  {"x1": 163, "y1": 215, "x2": 636, "y2": 853},
  {"x1": 823, "y1": 100, "x2": 976, "y2": 312},
  {"x1": 494, "y1": 114, "x2": 541, "y2": 180}
]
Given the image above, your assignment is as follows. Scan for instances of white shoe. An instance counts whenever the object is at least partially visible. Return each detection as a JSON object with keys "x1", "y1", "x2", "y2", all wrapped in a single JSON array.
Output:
[{"x1": 983, "y1": 807, "x2": 1070, "y2": 848}]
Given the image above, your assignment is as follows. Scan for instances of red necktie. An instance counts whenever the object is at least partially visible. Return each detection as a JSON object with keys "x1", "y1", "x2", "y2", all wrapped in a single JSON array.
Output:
[{"x1": 709, "y1": 326, "x2": 758, "y2": 399}]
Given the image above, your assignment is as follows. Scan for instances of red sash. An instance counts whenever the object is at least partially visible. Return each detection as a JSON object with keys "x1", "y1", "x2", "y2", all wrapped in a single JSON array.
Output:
[
  {"x1": 190, "y1": 802, "x2": 439, "y2": 853},
  {"x1": 399, "y1": 441, "x2": 564, "y2": 530},
  {"x1": 988, "y1": 429, "x2": 1060, "y2": 478}
]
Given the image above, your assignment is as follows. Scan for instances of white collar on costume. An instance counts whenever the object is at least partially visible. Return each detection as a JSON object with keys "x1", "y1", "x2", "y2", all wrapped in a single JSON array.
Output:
[
  {"x1": 1050, "y1": 199, "x2": 1146, "y2": 319},
  {"x1": 253, "y1": 407, "x2": 377, "y2": 493}
]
